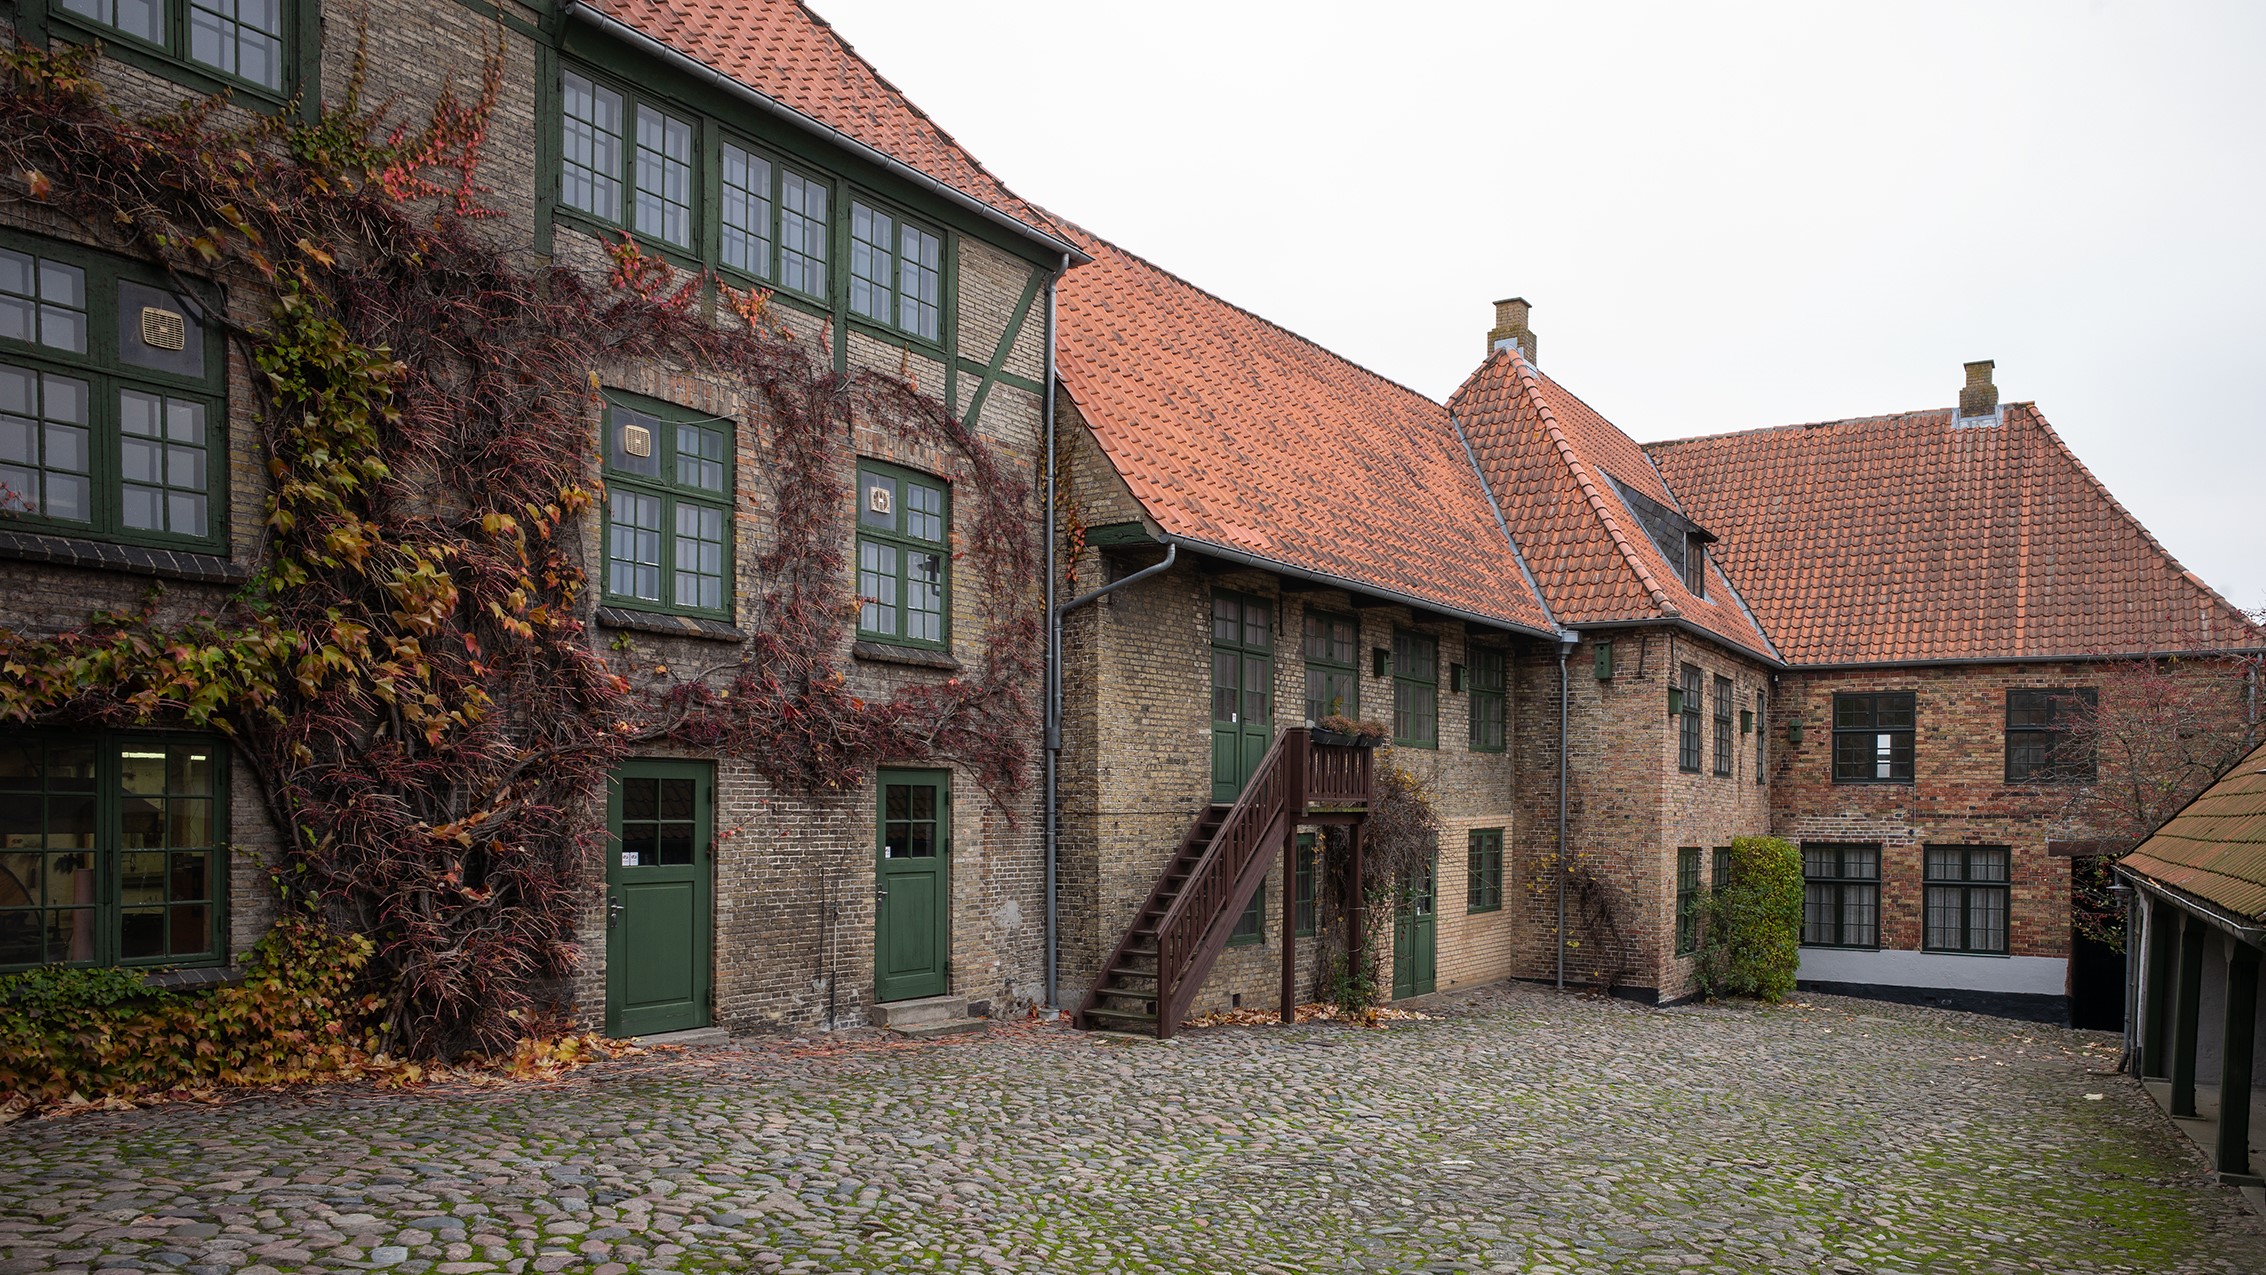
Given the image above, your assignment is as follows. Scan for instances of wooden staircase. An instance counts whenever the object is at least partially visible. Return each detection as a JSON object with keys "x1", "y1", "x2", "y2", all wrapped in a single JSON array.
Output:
[{"x1": 1076, "y1": 727, "x2": 1375, "y2": 1038}]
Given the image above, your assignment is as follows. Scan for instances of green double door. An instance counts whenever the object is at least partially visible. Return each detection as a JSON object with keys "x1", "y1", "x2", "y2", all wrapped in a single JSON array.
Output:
[
  {"x1": 1211, "y1": 591, "x2": 1273, "y2": 803},
  {"x1": 605, "y1": 760, "x2": 713, "y2": 1037},
  {"x1": 876, "y1": 769, "x2": 952, "y2": 1002},
  {"x1": 1392, "y1": 857, "x2": 1437, "y2": 1000}
]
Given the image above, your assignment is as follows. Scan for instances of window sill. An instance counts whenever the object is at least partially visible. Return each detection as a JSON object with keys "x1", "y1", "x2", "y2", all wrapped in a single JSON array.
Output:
[
  {"x1": 142, "y1": 964, "x2": 242, "y2": 991},
  {"x1": 596, "y1": 605, "x2": 745, "y2": 643},
  {"x1": 0, "y1": 527, "x2": 247, "y2": 584},
  {"x1": 852, "y1": 640, "x2": 960, "y2": 671}
]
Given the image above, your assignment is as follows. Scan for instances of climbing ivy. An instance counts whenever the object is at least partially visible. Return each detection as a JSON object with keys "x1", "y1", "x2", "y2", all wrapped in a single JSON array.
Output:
[{"x1": 0, "y1": 35, "x2": 1039, "y2": 1058}]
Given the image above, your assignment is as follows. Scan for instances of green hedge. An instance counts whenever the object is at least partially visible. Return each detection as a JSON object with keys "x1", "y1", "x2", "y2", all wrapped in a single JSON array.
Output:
[{"x1": 1697, "y1": 835, "x2": 1803, "y2": 1002}]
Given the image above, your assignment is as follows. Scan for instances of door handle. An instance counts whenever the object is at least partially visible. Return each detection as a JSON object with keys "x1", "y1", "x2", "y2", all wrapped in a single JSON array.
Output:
[{"x1": 607, "y1": 896, "x2": 624, "y2": 930}]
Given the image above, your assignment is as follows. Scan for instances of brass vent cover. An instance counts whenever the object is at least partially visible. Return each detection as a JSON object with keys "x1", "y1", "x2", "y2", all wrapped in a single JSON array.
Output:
[{"x1": 140, "y1": 306, "x2": 187, "y2": 352}]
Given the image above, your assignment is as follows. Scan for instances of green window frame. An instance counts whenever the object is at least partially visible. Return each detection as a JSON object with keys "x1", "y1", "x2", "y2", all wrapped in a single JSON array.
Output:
[
  {"x1": 1833, "y1": 691, "x2": 1915, "y2": 784},
  {"x1": 1468, "y1": 645, "x2": 1506, "y2": 752},
  {"x1": 719, "y1": 136, "x2": 832, "y2": 301},
  {"x1": 0, "y1": 733, "x2": 228, "y2": 972},
  {"x1": 848, "y1": 199, "x2": 945, "y2": 344},
  {"x1": 52, "y1": 0, "x2": 303, "y2": 99},
  {"x1": 1294, "y1": 833, "x2": 1318, "y2": 937},
  {"x1": 1801, "y1": 842, "x2": 1880, "y2": 948},
  {"x1": 2005, "y1": 687, "x2": 2097, "y2": 783},
  {"x1": 1675, "y1": 847, "x2": 1701, "y2": 954},
  {"x1": 1713, "y1": 674, "x2": 1734, "y2": 776},
  {"x1": 856, "y1": 460, "x2": 950, "y2": 649},
  {"x1": 1230, "y1": 879, "x2": 1264, "y2": 946},
  {"x1": 1302, "y1": 610, "x2": 1359, "y2": 722},
  {"x1": 1677, "y1": 663, "x2": 1703, "y2": 773},
  {"x1": 1924, "y1": 845, "x2": 2010, "y2": 955},
  {"x1": 1467, "y1": 828, "x2": 1503, "y2": 913},
  {"x1": 1392, "y1": 629, "x2": 1438, "y2": 748},
  {"x1": 559, "y1": 65, "x2": 699, "y2": 252},
  {"x1": 1711, "y1": 846, "x2": 1732, "y2": 895},
  {"x1": 600, "y1": 393, "x2": 733, "y2": 619},
  {"x1": 1755, "y1": 689, "x2": 1766, "y2": 784},
  {"x1": 0, "y1": 233, "x2": 226, "y2": 553}
]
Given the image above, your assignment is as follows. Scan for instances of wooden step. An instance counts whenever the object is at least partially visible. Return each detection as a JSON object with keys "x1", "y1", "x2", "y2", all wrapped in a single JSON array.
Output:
[{"x1": 1082, "y1": 1007, "x2": 1158, "y2": 1032}]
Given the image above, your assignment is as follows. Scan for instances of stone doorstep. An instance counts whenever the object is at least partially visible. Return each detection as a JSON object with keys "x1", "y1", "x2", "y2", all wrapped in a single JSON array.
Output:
[
  {"x1": 630, "y1": 1026, "x2": 732, "y2": 1048},
  {"x1": 868, "y1": 994, "x2": 980, "y2": 1032}
]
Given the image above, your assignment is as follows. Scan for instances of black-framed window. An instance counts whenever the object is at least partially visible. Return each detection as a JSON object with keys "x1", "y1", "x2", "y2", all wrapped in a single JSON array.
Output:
[
  {"x1": 1677, "y1": 663, "x2": 1703, "y2": 773},
  {"x1": 1675, "y1": 847, "x2": 1701, "y2": 954},
  {"x1": 0, "y1": 734, "x2": 226, "y2": 971},
  {"x1": 2005, "y1": 688, "x2": 2097, "y2": 783},
  {"x1": 1467, "y1": 828, "x2": 1503, "y2": 913},
  {"x1": 1833, "y1": 691, "x2": 1915, "y2": 783},
  {"x1": 1683, "y1": 534, "x2": 1706, "y2": 596},
  {"x1": 57, "y1": 0, "x2": 294, "y2": 94},
  {"x1": 1392, "y1": 629, "x2": 1438, "y2": 748},
  {"x1": 601, "y1": 395, "x2": 732, "y2": 618},
  {"x1": 719, "y1": 141, "x2": 831, "y2": 299},
  {"x1": 1801, "y1": 842, "x2": 1880, "y2": 948},
  {"x1": 857, "y1": 461, "x2": 950, "y2": 648},
  {"x1": 848, "y1": 200, "x2": 944, "y2": 343},
  {"x1": 1925, "y1": 846, "x2": 2009, "y2": 954},
  {"x1": 560, "y1": 68, "x2": 697, "y2": 251},
  {"x1": 1295, "y1": 833, "x2": 1318, "y2": 937},
  {"x1": 1712, "y1": 845, "x2": 1732, "y2": 893},
  {"x1": 1712, "y1": 674, "x2": 1734, "y2": 776},
  {"x1": 1468, "y1": 646, "x2": 1506, "y2": 752},
  {"x1": 1230, "y1": 879, "x2": 1264, "y2": 946},
  {"x1": 0, "y1": 234, "x2": 224, "y2": 553},
  {"x1": 1755, "y1": 689, "x2": 1766, "y2": 783},
  {"x1": 1302, "y1": 611, "x2": 1359, "y2": 721}
]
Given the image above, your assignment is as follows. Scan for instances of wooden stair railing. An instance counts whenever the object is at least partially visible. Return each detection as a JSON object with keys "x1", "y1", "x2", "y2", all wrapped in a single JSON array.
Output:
[{"x1": 1076, "y1": 728, "x2": 1374, "y2": 1038}]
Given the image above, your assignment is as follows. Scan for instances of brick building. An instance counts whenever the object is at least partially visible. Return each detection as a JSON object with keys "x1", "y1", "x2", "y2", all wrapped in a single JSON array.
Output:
[{"x1": 0, "y1": 0, "x2": 1078, "y2": 1038}]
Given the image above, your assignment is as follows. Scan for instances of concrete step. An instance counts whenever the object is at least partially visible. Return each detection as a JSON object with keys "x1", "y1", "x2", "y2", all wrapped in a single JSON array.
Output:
[
  {"x1": 869, "y1": 994, "x2": 977, "y2": 1031},
  {"x1": 632, "y1": 1025, "x2": 731, "y2": 1048}
]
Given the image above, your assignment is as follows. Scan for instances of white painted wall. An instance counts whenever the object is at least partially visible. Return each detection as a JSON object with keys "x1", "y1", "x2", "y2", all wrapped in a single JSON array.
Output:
[{"x1": 1798, "y1": 946, "x2": 2067, "y2": 996}]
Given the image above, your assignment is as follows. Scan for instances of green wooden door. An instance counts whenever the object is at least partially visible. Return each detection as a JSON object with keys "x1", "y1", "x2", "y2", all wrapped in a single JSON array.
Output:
[
  {"x1": 605, "y1": 760, "x2": 712, "y2": 1037},
  {"x1": 876, "y1": 769, "x2": 951, "y2": 1002},
  {"x1": 1392, "y1": 856, "x2": 1437, "y2": 999},
  {"x1": 1210, "y1": 591, "x2": 1274, "y2": 803}
]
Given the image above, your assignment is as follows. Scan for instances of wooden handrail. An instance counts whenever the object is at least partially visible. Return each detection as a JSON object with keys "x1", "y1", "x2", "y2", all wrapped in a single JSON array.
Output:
[{"x1": 1155, "y1": 731, "x2": 1294, "y2": 1034}]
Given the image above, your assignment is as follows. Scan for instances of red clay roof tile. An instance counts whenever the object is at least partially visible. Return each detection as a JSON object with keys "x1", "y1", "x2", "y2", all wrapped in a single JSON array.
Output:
[
  {"x1": 1450, "y1": 351, "x2": 1779, "y2": 662},
  {"x1": 1649, "y1": 407, "x2": 2263, "y2": 665},
  {"x1": 1054, "y1": 226, "x2": 1556, "y2": 635},
  {"x1": 2121, "y1": 737, "x2": 2266, "y2": 923}
]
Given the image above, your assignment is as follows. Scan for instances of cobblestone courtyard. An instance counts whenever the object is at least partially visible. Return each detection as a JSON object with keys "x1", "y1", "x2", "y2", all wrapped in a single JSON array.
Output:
[{"x1": 5, "y1": 985, "x2": 2263, "y2": 1275}]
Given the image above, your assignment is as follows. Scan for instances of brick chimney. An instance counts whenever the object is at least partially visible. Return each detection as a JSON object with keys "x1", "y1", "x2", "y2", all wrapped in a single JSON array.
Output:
[
  {"x1": 1959, "y1": 360, "x2": 1997, "y2": 418},
  {"x1": 1487, "y1": 297, "x2": 1536, "y2": 363}
]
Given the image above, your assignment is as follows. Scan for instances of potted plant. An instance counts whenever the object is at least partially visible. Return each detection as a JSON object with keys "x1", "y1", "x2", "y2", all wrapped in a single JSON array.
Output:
[{"x1": 1313, "y1": 714, "x2": 1389, "y2": 748}]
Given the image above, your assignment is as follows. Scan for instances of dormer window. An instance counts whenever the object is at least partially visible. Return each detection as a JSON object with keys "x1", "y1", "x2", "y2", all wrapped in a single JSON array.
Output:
[{"x1": 1683, "y1": 534, "x2": 1706, "y2": 597}]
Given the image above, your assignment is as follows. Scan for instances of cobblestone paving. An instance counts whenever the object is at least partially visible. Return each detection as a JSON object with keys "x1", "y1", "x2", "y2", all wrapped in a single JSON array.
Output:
[{"x1": 5, "y1": 984, "x2": 2264, "y2": 1274}]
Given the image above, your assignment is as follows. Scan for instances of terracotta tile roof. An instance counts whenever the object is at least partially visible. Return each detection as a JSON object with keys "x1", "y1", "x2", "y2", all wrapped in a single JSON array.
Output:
[
  {"x1": 580, "y1": 0, "x2": 1062, "y2": 247},
  {"x1": 1449, "y1": 350, "x2": 1779, "y2": 662},
  {"x1": 1649, "y1": 407, "x2": 2264, "y2": 665},
  {"x1": 1053, "y1": 225, "x2": 1557, "y2": 636},
  {"x1": 2121, "y1": 737, "x2": 2266, "y2": 923}
]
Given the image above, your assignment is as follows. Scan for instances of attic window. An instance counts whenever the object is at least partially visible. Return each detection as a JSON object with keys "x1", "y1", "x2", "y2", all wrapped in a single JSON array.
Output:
[{"x1": 1683, "y1": 534, "x2": 1706, "y2": 597}]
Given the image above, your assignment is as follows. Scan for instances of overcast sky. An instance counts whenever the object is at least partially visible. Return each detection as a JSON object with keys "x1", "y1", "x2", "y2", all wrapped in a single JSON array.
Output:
[{"x1": 817, "y1": 0, "x2": 2266, "y2": 611}]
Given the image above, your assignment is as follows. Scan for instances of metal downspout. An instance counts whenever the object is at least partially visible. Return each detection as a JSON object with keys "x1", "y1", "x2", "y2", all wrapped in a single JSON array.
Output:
[
  {"x1": 1558, "y1": 633, "x2": 1575, "y2": 990},
  {"x1": 1041, "y1": 253, "x2": 1066, "y2": 1016}
]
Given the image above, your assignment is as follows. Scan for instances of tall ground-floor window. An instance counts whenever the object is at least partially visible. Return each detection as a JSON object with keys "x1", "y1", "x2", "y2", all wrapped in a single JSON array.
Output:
[
  {"x1": 0, "y1": 733, "x2": 226, "y2": 970},
  {"x1": 1924, "y1": 846, "x2": 2010, "y2": 954},
  {"x1": 1801, "y1": 842, "x2": 1879, "y2": 948}
]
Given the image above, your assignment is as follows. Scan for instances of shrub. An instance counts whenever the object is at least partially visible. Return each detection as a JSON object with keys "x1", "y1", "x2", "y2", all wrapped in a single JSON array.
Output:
[
  {"x1": 0, "y1": 912, "x2": 381, "y2": 1104},
  {"x1": 1697, "y1": 835, "x2": 1803, "y2": 1002}
]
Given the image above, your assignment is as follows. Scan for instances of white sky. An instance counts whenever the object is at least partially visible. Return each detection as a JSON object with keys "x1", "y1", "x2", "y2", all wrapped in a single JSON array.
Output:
[{"x1": 816, "y1": 0, "x2": 2266, "y2": 611}]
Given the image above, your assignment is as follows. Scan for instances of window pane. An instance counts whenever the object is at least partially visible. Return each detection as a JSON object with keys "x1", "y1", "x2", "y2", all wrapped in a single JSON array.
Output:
[
  {"x1": 860, "y1": 471, "x2": 897, "y2": 529},
  {"x1": 0, "y1": 368, "x2": 93, "y2": 523},
  {"x1": 672, "y1": 503, "x2": 726, "y2": 613},
  {"x1": 607, "y1": 490, "x2": 662, "y2": 601},
  {"x1": 633, "y1": 108, "x2": 695, "y2": 247},
  {"x1": 904, "y1": 481, "x2": 943, "y2": 543},
  {"x1": 849, "y1": 202, "x2": 893, "y2": 323},
  {"x1": 898, "y1": 223, "x2": 942, "y2": 340},
  {"x1": 675, "y1": 423, "x2": 726, "y2": 493},
  {"x1": 858, "y1": 539, "x2": 897, "y2": 634},
  {"x1": 188, "y1": 0, "x2": 284, "y2": 90},
  {"x1": 720, "y1": 143, "x2": 774, "y2": 278},
  {"x1": 1212, "y1": 595, "x2": 1240, "y2": 646},
  {"x1": 562, "y1": 71, "x2": 625, "y2": 221},
  {"x1": 906, "y1": 551, "x2": 943, "y2": 643},
  {"x1": 779, "y1": 171, "x2": 828, "y2": 295}
]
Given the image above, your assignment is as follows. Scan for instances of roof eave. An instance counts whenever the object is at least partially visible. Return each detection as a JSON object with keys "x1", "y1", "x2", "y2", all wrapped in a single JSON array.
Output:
[
  {"x1": 564, "y1": 2, "x2": 1090, "y2": 266},
  {"x1": 1562, "y1": 617, "x2": 1787, "y2": 669},
  {"x1": 1782, "y1": 647, "x2": 2266, "y2": 672},
  {"x1": 1159, "y1": 535, "x2": 1562, "y2": 643},
  {"x1": 2114, "y1": 866, "x2": 2266, "y2": 944}
]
